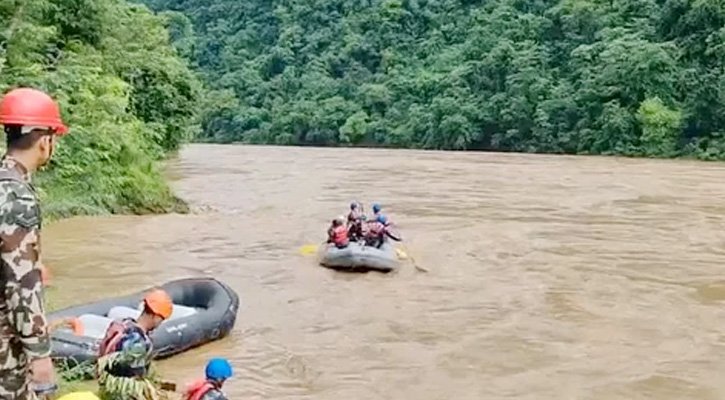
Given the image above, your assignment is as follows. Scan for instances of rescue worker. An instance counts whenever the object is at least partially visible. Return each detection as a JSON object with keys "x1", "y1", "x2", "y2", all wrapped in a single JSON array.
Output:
[
  {"x1": 0, "y1": 88, "x2": 69, "y2": 400},
  {"x1": 184, "y1": 358, "x2": 233, "y2": 400},
  {"x1": 327, "y1": 216, "x2": 349, "y2": 249},
  {"x1": 347, "y1": 201, "x2": 365, "y2": 241},
  {"x1": 371, "y1": 203, "x2": 394, "y2": 227},
  {"x1": 97, "y1": 289, "x2": 173, "y2": 400},
  {"x1": 364, "y1": 215, "x2": 401, "y2": 248}
]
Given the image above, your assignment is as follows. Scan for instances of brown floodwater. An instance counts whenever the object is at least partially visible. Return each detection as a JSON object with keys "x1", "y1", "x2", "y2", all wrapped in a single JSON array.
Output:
[{"x1": 44, "y1": 144, "x2": 725, "y2": 399}]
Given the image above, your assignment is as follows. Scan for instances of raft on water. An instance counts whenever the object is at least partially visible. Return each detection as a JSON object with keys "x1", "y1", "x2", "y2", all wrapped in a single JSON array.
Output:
[
  {"x1": 318, "y1": 241, "x2": 400, "y2": 272},
  {"x1": 49, "y1": 277, "x2": 240, "y2": 366}
]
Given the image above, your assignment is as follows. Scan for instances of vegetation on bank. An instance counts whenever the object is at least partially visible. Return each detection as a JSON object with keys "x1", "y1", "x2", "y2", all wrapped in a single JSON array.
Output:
[
  {"x1": 138, "y1": 0, "x2": 725, "y2": 160},
  {"x1": 0, "y1": 0, "x2": 201, "y2": 220},
  {"x1": 5, "y1": 0, "x2": 725, "y2": 223}
]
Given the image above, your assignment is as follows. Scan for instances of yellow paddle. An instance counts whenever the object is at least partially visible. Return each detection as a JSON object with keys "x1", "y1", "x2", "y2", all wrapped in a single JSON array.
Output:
[
  {"x1": 395, "y1": 247, "x2": 408, "y2": 259},
  {"x1": 299, "y1": 244, "x2": 319, "y2": 255}
]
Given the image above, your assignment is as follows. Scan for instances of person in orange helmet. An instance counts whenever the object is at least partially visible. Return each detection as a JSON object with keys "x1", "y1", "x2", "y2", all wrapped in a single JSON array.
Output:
[
  {"x1": 0, "y1": 87, "x2": 68, "y2": 400},
  {"x1": 97, "y1": 289, "x2": 173, "y2": 385}
]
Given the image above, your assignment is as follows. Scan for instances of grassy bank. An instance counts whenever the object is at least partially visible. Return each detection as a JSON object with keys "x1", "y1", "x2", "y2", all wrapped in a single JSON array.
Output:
[
  {"x1": 1, "y1": 0, "x2": 201, "y2": 221},
  {"x1": 36, "y1": 158, "x2": 189, "y2": 222}
]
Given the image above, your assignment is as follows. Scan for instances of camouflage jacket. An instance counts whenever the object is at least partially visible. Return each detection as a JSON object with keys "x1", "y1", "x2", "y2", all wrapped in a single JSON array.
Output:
[{"x1": 0, "y1": 156, "x2": 50, "y2": 372}]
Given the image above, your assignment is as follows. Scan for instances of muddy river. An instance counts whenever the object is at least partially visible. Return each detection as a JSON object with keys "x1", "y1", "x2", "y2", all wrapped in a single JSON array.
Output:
[{"x1": 45, "y1": 144, "x2": 725, "y2": 399}]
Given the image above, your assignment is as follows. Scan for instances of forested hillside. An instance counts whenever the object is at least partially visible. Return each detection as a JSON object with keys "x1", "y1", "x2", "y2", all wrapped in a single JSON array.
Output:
[
  {"x1": 1, "y1": 0, "x2": 200, "y2": 218},
  {"x1": 139, "y1": 0, "x2": 725, "y2": 159}
]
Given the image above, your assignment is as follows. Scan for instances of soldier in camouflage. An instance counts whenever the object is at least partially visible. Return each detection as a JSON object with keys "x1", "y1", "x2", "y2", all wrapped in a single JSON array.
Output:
[{"x1": 0, "y1": 88, "x2": 69, "y2": 400}]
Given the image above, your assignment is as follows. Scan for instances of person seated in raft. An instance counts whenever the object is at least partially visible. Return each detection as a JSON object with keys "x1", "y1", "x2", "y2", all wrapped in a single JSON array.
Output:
[
  {"x1": 371, "y1": 202, "x2": 383, "y2": 220},
  {"x1": 327, "y1": 216, "x2": 350, "y2": 249},
  {"x1": 347, "y1": 201, "x2": 365, "y2": 241},
  {"x1": 96, "y1": 289, "x2": 173, "y2": 400},
  {"x1": 371, "y1": 203, "x2": 396, "y2": 227},
  {"x1": 184, "y1": 358, "x2": 233, "y2": 400},
  {"x1": 363, "y1": 215, "x2": 401, "y2": 248}
]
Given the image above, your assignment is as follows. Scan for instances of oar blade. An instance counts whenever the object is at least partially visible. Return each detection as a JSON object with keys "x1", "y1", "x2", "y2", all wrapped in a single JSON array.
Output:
[
  {"x1": 299, "y1": 244, "x2": 319, "y2": 255},
  {"x1": 395, "y1": 247, "x2": 408, "y2": 260}
]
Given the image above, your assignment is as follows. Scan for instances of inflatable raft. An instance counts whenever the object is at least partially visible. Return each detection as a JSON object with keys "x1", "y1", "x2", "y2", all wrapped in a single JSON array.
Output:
[
  {"x1": 318, "y1": 241, "x2": 400, "y2": 272},
  {"x1": 49, "y1": 278, "x2": 239, "y2": 366}
]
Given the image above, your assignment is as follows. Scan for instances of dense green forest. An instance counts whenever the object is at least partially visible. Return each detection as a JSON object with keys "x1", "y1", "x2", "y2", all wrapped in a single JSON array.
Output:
[
  {"x1": 138, "y1": 0, "x2": 725, "y2": 159},
  {"x1": 0, "y1": 0, "x2": 200, "y2": 218}
]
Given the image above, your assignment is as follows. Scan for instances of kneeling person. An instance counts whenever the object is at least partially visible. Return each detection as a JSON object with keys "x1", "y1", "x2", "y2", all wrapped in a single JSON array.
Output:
[{"x1": 97, "y1": 289, "x2": 173, "y2": 400}]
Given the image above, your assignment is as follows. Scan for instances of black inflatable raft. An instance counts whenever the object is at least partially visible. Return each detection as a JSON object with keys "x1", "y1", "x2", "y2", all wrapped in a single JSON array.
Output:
[
  {"x1": 318, "y1": 241, "x2": 400, "y2": 272},
  {"x1": 49, "y1": 278, "x2": 239, "y2": 366}
]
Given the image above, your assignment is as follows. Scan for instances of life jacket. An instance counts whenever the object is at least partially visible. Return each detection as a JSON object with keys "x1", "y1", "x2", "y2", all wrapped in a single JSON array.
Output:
[
  {"x1": 365, "y1": 221, "x2": 384, "y2": 237},
  {"x1": 185, "y1": 379, "x2": 215, "y2": 400},
  {"x1": 348, "y1": 210, "x2": 362, "y2": 223},
  {"x1": 332, "y1": 225, "x2": 349, "y2": 246},
  {"x1": 98, "y1": 318, "x2": 139, "y2": 357}
]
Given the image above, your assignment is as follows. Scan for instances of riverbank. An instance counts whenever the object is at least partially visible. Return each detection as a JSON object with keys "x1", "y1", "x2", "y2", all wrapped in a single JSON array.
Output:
[
  {"x1": 36, "y1": 156, "x2": 190, "y2": 223},
  {"x1": 0, "y1": 141, "x2": 189, "y2": 223},
  {"x1": 1, "y1": 0, "x2": 201, "y2": 222}
]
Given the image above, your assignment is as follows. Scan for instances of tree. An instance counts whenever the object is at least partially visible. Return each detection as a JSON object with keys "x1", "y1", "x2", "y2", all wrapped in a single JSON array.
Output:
[
  {"x1": 1, "y1": 0, "x2": 201, "y2": 218},
  {"x1": 638, "y1": 97, "x2": 682, "y2": 157},
  {"x1": 134, "y1": 0, "x2": 725, "y2": 159}
]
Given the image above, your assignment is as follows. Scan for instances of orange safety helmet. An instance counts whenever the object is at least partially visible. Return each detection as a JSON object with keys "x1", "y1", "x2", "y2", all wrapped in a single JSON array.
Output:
[
  {"x1": 69, "y1": 317, "x2": 84, "y2": 335},
  {"x1": 0, "y1": 88, "x2": 68, "y2": 134},
  {"x1": 143, "y1": 289, "x2": 173, "y2": 319}
]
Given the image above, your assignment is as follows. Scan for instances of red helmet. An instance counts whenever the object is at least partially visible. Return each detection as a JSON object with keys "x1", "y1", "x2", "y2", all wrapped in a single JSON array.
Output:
[{"x1": 0, "y1": 88, "x2": 68, "y2": 134}]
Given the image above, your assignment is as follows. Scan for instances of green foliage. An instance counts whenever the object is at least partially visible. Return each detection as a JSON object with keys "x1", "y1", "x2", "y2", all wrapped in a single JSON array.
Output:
[
  {"x1": 0, "y1": 0, "x2": 200, "y2": 219},
  {"x1": 98, "y1": 354, "x2": 161, "y2": 400},
  {"x1": 637, "y1": 97, "x2": 682, "y2": 157},
  {"x1": 140, "y1": 0, "x2": 725, "y2": 159}
]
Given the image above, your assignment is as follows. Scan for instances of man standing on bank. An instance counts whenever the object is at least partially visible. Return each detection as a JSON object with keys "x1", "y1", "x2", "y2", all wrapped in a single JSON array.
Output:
[{"x1": 0, "y1": 87, "x2": 69, "y2": 399}]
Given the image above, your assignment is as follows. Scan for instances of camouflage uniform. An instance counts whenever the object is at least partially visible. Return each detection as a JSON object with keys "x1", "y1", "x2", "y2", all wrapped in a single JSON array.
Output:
[{"x1": 0, "y1": 156, "x2": 49, "y2": 400}]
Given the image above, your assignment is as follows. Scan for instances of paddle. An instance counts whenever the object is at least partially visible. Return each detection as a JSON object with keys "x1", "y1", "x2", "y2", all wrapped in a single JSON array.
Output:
[
  {"x1": 299, "y1": 244, "x2": 319, "y2": 255},
  {"x1": 159, "y1": 380, "x2": 177, "y2": 391},
  {"x1": 399, "y1": 243, "x2": 428, "y2": 273},
  {"x1": 384, "y1": 227, "x2": 426, "y2": 273}
]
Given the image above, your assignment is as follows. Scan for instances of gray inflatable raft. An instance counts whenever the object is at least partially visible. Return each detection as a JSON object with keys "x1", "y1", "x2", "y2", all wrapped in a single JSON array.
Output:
[
  {"x1": 48, "y1": 277, "x2": 239, "y2": 367},
  {"x1": 318, "y1": 241, "x2": 400, "y2": 272}
]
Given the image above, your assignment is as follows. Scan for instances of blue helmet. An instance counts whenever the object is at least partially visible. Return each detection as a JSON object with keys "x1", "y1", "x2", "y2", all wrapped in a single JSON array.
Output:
[
  {"x1": 206, "y1": 358, "x2": 233, "y2": 381},
  {"x1": 377, "y1": 215, "x2": 387, "y2": 224},
  {"x1": 372, "y1": 203, "x2": 382, "y2": 213},
  {"x1": 350, "y1": 201, "x2": 359, "y2": 210}
]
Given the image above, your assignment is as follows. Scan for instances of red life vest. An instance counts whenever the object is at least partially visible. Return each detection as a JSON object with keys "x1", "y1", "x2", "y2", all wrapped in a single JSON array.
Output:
[
  {"x1": 365, "y1": 221, "x2": 384, "y2": 237},
  {"x1": 332, "y1": 225, "x2": 349, "y2": 246},
  {"x1": 98, "y1": 319, "x2": 140, "y2": 357},
  {"x1": 185, "y1": 379, "x2": 215, "y2": 400},
  {"x1": 99, "y1": 320, "x2": 128, "y2": 357}
]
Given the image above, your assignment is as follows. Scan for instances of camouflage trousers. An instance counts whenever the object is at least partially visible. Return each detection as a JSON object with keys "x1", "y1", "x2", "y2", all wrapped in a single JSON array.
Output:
[{"x1": 0, "y1": 366, "x2": 37, "y2": 400}]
